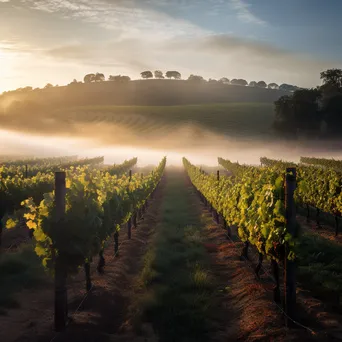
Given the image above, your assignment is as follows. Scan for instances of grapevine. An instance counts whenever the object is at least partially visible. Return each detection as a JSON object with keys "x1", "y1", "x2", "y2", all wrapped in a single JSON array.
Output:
[
  {"x1": 0, "y1": 156, "x2": 104, "y2": 178},
  {"x1": 300, "y1": 156, "x2": 342, "y2": 171},
  {"x1": 220, "y1": 157, "x2": 342, "y2": 221},
  {"x1": 184, "y1": 158, "x2": 296, "y2": 262},
  {"x1": 103, "y1": 157, "x2": 137, "y2": 176},
  {"x1": 8, "y1": 157, "x2": 166, "y2": 273}
]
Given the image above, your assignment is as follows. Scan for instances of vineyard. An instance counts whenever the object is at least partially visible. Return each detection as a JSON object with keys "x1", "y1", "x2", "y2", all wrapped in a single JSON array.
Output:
[{"x1": 1, "y1": 155, "x2": 342, "y2": 341}]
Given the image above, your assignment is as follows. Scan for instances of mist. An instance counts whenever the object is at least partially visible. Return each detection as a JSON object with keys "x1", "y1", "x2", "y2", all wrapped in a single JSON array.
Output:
[{"x1": 2, "y1": 124, "x2": 342, "y2": 167}]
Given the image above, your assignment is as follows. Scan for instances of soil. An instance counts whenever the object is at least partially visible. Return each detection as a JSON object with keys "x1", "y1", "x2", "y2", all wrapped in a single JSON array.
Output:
[{"x1": 297, "y1": 214, "x2": 342, "y2": 245}]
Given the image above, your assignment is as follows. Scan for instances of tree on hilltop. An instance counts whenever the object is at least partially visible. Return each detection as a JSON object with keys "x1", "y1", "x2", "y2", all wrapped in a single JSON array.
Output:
[
  {"x1": 279, "y1": 83, "x2": 298, "y2": 92},
  {"x1": 320, "y1": 68, "x2": 342, "y2": 89},
  {"x1": 108, "y1": 75, "x2": 131, "y2": 82},
  {"x1": 94, "y1": 73, "x2": 105, "y2": 82},
  {"x1": 230, "y1": 79, "x2": 247, "y2": 86},
  {"x1": 165, "y1": 71, "x2": 181, "y2": 79},
  {"x1": 187, "y1": 74, "x2": 205, "y2": 83},
  {"x1": 84, "y1": 73, "x2": 95, "y2": 83},
  {"x1": 268, "y1": 82, "x2": 279, "y2": 89},
  {"x1": 257, "y1": 81, "x2": 267, "y2": 88},
  {"x1": 218, "y1": 77, "x2": 230, "y2": 84},
  {"x1": 141, "y1": 71, "x2": 153, "y2": 79},
  {"x1": 154, "y1": 70, "x2": 164, "y2": 79},
  {"x1": 208, "y1": 78, "x2": 218, "y2": 83},
  {"x1": 83, "y1": 73, "x2": 105, "y2": 83}
]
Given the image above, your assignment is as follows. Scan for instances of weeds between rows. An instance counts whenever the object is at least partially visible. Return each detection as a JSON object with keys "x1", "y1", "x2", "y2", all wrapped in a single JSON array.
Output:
[{"x1": 132, "y1": 171, "x2": 215, "y2": 342}]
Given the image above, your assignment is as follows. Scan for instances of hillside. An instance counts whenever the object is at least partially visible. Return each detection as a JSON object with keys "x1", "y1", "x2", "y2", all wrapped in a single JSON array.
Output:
[
  {"x1": 0, "y1": 80, "x2": 291, "y2": 152},
  {"x1": 0, "y1": 103, "x2": 275, "y2": 150},
  {"x1": 0, "y1": 79, "x2": 288, "y2": 109}
]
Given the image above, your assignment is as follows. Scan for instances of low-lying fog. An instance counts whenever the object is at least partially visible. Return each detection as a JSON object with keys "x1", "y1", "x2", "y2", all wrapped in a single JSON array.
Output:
[{"x1": 1, "y1": 127, "x2": 342, "y2": 167}]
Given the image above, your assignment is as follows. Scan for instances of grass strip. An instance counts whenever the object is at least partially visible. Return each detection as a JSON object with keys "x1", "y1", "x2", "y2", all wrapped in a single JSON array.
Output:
[{"x1": 135, "y1": 170, "x2": 215, "y2": 342}]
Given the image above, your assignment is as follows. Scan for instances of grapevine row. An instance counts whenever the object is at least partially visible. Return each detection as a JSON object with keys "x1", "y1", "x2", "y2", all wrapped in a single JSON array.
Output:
[
  {"x1": 184, "y1": 157, "x2": 296, "y2": 262},
  {"x1": 0, "y1": 157, "x2": 138, "y2": 247},
  {"x1": 220, "y1": 157, "x2": 342, "y2": 232},
  {"x1": 6, "y1": 157, "x2": 166, "y2": 331},
  {"x1": 300, "y1": 156, "x2": 342, "y2": 170},
  {"x1": 217, "y1": 157, "x2": 253, "y2": 176},
  {"x1": 260, "y1": 157, "x2": 296, "y2": 168},
  {"x1": 0, "y1": 155, "x2": 78, "y2": 167},
  {"x1": 103, "y1": 157, "x2": 138, "y2": 176},
  {"x1": 13, "y1": 157, "x2": 166, "y2": 273},
  {"x1": 0, "y1": 156, "x2": 104, "y2": 178}
]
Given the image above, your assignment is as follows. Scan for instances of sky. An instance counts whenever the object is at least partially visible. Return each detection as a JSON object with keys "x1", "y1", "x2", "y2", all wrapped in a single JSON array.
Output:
[{"x1": 1, "y1": 0, "x2": 342, "y2": 93}]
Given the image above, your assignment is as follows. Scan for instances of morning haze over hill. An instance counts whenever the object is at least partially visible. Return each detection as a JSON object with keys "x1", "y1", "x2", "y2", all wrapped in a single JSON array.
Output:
[{"x1": 1, "y1": 0, "x2": 342, "y2": 163}]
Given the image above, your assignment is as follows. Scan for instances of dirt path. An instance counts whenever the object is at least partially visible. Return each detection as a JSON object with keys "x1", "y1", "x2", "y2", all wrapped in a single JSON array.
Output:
[
  {"x1": 0, "y1": 178, "x2": 165, "y2": 342},
  {"x1": 119, "y1": 169, "x2": 313, "y2": 341}
]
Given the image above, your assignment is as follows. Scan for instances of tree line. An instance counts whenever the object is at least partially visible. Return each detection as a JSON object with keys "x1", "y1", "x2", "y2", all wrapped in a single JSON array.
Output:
[
  {"x1": 1, "y1": 70, "x2": 297, "y2": 96},
  {"x1": 273, "y1": 68, "x2": 342, "y2": 138},
  {"x1": 138, "y1": 71, "x2": 297, "y2": 91}
]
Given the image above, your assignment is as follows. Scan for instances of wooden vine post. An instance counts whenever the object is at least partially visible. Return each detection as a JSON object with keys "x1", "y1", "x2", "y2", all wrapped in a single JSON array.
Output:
[
  {"x1": 97, "y1": 249, "x2": 105, "y2": 274},
  {"x1": 284, "y1": 167, "x2": 297, "y2": 325},
  {"x1": 214, "y1": 170, "x2": 220, "y2": 224},
  {"x1": 128, "y1": 171, "x2": 132, "y2": 239},
  {"x1": 0, "y1": 219, "x2": 2, "y2": 248},
  {"x1": 84, "y1": 261, "x2": 92, "y2": 291},
  {"x1": 25, "y1": 164, "x2": 28, "y2": 178},
  {"x1": 133, "y1": 211, "x2": 137, "y2": 229},
  {"x1": 54, "y1": 172, "x2": 68, "y2": 331},
  {"x1": 114, "y1": 230, "x2": 119, "y2": 257},
  {"x1": 127, "y1": 217, "x2": 132, "y2": 239},
  {"x1": 151, "y1": 170, "x2": 154, "y2": 199}
]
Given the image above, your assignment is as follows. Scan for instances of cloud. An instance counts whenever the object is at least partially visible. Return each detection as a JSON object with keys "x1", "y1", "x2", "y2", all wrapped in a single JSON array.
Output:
[
  {"x1": 44, "y1": 39, "x2": 158, "y2": 72},
  {"x1": 47, "y1": 45, "x2": 93, "y2": 60},
  {"x1": 160, "y1": 34, "x2": 342, "y2": 86},
  {"x1": 37, "y1": 33, "x2": 342, "y2": 89},
  {"x1": 229, "y1": 0, "x2": 266, "y2": 25},
  {"x1": 22, "y1": 0, "x2": 207, "y2": 39},
  {"x1": 192, "y1": 34, "x2": 289, "y2": 59}
]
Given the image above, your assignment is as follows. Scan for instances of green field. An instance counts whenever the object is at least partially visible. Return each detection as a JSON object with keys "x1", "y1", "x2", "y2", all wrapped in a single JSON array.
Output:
[
  {"x1": 1, "y1": 103, "x2": 275, "y2": 144},
  {"x1": 58, "y1": 103, "x2": 274, "y2": 138}
]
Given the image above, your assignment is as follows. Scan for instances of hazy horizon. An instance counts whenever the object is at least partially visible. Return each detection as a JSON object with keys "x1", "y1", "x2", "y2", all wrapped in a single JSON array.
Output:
[{"x1": 2, "y1": 126, "x2": 342, "y2": 167}]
